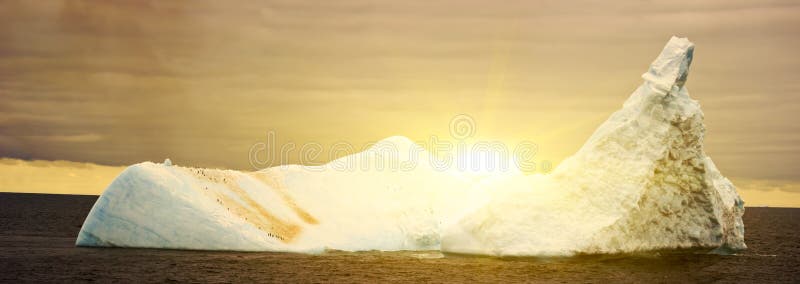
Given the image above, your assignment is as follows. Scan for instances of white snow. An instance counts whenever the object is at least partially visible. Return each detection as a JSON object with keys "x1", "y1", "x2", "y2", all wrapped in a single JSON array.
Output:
[{"x1": 76, "y1": 36, "x2": 745, "y2": 256}]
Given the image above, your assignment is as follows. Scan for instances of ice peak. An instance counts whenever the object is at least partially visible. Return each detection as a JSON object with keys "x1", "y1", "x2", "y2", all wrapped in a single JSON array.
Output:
[
  {"x1": 642, "y1": 36, "x2": 695, "y2": 94},
  {"x1": 373, "y1": 136, "x2": 421, "y2": 150}
]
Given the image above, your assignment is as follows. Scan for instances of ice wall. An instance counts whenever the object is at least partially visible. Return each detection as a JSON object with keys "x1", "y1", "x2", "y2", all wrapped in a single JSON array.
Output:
[{"x1": 76, "y1": 37, "x2": 745, "y2": 256}]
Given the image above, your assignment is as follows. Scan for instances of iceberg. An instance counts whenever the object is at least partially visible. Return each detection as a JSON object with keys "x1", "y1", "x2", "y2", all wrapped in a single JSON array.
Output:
[{"x1": 76, "y1": 36, "x2": 745, "y2": 256}]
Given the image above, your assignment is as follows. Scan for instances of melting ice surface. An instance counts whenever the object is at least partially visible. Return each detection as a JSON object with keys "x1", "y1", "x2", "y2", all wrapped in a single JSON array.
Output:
[{"x1": 77, "y1": 37, "x2": 746, "y2": 256}]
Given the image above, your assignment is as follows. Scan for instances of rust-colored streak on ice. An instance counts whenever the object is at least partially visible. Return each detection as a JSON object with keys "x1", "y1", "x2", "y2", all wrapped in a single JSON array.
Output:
[
  {"x1": 251, "y1": 171, "x2": 319, "y2": 225},
  {"x1": 183, "y1": 167, "x2": 301, "y2": 243}
]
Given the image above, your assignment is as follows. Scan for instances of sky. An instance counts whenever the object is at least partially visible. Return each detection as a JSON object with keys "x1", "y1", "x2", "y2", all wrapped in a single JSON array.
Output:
[{"x1": 1, "y1": 1, "x2": 799, "y2": 204}]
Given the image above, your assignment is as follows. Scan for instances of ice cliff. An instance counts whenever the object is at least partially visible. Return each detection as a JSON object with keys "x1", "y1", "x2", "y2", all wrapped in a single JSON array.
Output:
[
  {"x1": 76, "y1": 37, "x2": 745, "y2": 256},
  {"x1": 440, "y1": 37, "x2": 745, "y2": 255}
]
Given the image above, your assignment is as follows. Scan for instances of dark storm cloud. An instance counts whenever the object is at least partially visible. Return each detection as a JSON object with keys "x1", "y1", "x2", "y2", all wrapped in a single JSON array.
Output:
[{"x1": 0, "y1": 0, "x2": 798, "y2": 182}]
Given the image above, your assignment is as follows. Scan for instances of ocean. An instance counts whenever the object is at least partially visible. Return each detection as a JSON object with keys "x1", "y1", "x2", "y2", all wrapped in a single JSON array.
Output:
[{"x1": 0, "y1": 193, "x2": 797, "y2": 283}]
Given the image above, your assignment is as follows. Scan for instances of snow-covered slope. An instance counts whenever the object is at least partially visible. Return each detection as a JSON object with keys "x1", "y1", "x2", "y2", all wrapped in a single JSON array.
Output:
[
  {"x1": 77, "y1": 37, "x2": 745, "y2": 256},
  {"x1": 77, "y1": 136, "x2": 490, "y2": 252}
]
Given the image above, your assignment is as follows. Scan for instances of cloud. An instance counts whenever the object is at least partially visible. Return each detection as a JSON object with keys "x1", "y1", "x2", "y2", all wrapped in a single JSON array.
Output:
[
  {"x1": 0, "y1": 158, "x2": 124, "y2": 195},
  {"x1": 733, "y1": 178, "x2": 800, "y2": 193},
  {"x1": 724, "y1": 178, "x2": 800, "y2": 207},
  {"x1": 40, "y1": 133, "x2": 105, "y2": 143},
  {"x1": 0, "y1": 0, "x2": 798, "y2": 183}
]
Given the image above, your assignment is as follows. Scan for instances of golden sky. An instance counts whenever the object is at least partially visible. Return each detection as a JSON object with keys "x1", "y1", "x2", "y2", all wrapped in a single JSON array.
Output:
[{"x1": 1, "y1": 1, "x2": 799, "y2": 202}]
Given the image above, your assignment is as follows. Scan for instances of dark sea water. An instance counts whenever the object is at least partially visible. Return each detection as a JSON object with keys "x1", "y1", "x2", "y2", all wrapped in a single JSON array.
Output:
[{"x1": 0, "y1": 193, "x2": 798, "y2": 283}]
